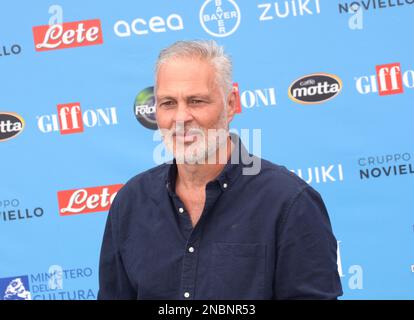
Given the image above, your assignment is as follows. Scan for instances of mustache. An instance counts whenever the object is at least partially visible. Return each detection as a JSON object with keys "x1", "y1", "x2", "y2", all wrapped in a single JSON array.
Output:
[{"x1": 170, "y1": 127, "x2": 203, "y2": 136}]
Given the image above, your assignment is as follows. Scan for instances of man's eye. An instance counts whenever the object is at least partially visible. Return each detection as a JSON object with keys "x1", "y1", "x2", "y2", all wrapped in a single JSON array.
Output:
[
  {"x1": 160, "y1": 101, "x2": 175, "y2": 108},
  {"x1": 191, "y1": 99, "x2": 204, "y2": 104}
]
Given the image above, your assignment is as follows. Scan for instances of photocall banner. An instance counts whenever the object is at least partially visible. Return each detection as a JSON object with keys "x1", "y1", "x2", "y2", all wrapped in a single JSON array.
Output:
[{"x1": 0, "y1": 0, "x2": 413, "y2": 300}]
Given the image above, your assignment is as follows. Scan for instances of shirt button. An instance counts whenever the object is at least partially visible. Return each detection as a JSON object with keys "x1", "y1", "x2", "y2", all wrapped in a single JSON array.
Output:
[
  {"x1": 188, "y1": 247, "x2": 195, "y2": 253},
  {"x1": 223, "y1": 183, "x2": 228, "y2": 189},
  {"x1": 178, "y1": 207, "x2": 184, "y2": 214},
  {"x1": 184, "y1": 292, "x2": 190, "y2": 298}
]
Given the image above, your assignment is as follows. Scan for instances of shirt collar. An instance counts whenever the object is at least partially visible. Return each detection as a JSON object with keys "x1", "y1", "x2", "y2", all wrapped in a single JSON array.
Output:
[{"x1": 165, "y1": 132, "x2": 249, "y2": 194}]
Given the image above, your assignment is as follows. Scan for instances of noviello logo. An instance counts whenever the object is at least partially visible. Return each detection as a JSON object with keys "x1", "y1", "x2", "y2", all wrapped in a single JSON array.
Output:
[
  {"x1": 134, "y1": 86, "x2": 157, "y2": 130},
  {"x1": 199, "y1": 0, "x2": 241, "y2": 38}
]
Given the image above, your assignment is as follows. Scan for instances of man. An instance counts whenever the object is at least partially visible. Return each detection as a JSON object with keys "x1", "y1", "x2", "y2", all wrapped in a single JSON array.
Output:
[{"x1": 98, "y1": 40, "x2": 343, "y2": 300}]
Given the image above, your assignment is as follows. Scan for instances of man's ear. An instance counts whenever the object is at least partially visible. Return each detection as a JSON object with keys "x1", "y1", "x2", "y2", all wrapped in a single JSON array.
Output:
[{"x1": 226, "y1": 89, "x2": 237, "y2": 125}]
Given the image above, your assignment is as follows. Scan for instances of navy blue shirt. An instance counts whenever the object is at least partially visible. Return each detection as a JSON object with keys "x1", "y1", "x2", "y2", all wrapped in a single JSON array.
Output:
[{"x1": 98, "y1": 134, "x2": 343, "y2": 300}]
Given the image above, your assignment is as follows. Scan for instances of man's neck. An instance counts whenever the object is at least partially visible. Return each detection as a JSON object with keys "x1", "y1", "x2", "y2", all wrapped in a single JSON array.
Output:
[{"x1": 176, "y1": 136, "x2": 233, "y2": 191}]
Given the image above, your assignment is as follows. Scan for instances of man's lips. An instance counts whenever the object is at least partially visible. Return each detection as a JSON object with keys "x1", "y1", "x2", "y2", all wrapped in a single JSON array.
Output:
[{"x1": 173, "y1": 132, "x2": 198, "y2": 143}]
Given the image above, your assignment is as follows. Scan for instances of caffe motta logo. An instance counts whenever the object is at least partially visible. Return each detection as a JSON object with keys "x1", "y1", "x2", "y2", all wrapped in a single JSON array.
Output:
[
  {"x1": 32, "y1": 19, "x2": 103, "y2": 52},
  {"x1": 0, "y1": 112, "x2": 25, "y2": 142},
  {"x1": 288, "y1": 73, "x2": 343, "y2": 104},
  {"x1": 57, "y1": 184, "x2": 123, "y2": 216}
]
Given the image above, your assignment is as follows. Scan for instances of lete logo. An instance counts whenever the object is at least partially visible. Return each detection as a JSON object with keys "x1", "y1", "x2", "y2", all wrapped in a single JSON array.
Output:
[
  {"x1": 58, "y1": 184, "x2": 123, "y2": 216},
  {"x1": 33, "y1": 19, "x2": 104, "y2": 52}
]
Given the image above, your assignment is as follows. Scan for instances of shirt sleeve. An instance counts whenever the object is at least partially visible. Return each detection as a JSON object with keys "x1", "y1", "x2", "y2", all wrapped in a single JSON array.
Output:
[
  {"x1": 97, "y1": 193, "x2": 137, "y2": 300},
  {"x1": 274, "y1": 186, "x2": 343, "y2": 300}
]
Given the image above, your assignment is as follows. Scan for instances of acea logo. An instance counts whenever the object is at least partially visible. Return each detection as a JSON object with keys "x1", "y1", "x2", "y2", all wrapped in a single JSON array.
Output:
[
  {"x1": 288, "y1": 73, "x2": 343, "y2": 104},
  {"x1": 0, "y1": 112, "x2": 25, "y2": 142},
  {"x1": 0, "y1": 276, "x2": 31, "y2": 300},
  {"x1": 134, "y1": 87, "x2": 157, "y2": 130},
  {"x1": 114, "y1": 13, "x2": 184, "y2": 38},
  {"x1": 200, "y1": 0, "x2": 241, "y2": 37}
]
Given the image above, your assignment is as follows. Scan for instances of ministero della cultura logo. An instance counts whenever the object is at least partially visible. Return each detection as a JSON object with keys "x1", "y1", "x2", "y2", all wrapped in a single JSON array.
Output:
[{"x1": 199, "y1": 0, "x2": 241, "y2": 38}]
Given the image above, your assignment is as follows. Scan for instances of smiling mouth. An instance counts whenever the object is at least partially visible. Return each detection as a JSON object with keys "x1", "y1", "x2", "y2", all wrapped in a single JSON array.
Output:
[{"x1": 173, "y1": 132, "x2": 199, "y2": 143}]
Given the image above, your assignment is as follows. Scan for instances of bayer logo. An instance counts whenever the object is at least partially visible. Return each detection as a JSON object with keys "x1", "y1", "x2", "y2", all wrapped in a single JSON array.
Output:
[{"x1": 199, "y1": 0, "x2": 241, "y2": 38}]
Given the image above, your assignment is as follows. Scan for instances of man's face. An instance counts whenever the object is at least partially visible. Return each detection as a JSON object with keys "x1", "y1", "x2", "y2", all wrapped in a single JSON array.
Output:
[{"x1": 155, "y1": 57, "x2": 235, "y2": 164}]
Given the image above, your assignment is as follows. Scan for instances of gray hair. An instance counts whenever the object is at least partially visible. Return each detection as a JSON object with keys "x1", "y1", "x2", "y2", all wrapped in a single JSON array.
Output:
[{"x1": 154, "y1": 40, "x2": 233, "y2": 97}]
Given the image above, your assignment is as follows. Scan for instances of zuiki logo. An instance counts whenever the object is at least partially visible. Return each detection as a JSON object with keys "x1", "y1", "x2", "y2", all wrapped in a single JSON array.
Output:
[
  {"x1": 0, "y1": 276, "x2": 31, "y2": 300},
  {"x1": 0, "y1": 44, "x2": 22, "y2": 57},
  {"x1": 288, "y1": 73, "x2": 343, "y2": 104},
  {"x1": 258, "y1": 0, "x2": 321, "y2": 20},
  {"x1": 355, "y1": 62, "x2": 414, "y2": 95},
  {"x1": 199, "y1": 0, "x2": 241, "y2": 37},
  {"x1": 57, "y1": 184, "x2": 123, "y2": 216},
  {"x1": 290, "y1": 164, "x2": 345, "y2": 184},
  {"x1": 0, "y1": 112, "x2": 25, "y2": 142},
  {"x1": 134, "y1": 87, "x2": 157, "y2": 130},
  {"x1": 114, "y1": 14, "x2": 184, "y2": 38},
  {"x1": 33, "y1": 19, "x2": 103, "y2": 52},
  {"x1": 37, "y1": 103, "x2": 118, "y2": 134}
]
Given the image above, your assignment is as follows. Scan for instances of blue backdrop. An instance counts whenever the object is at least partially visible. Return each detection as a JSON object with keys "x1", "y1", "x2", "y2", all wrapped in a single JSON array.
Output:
[{"x1": 1, "y1": 0, "x2": 413, "y2": 300}]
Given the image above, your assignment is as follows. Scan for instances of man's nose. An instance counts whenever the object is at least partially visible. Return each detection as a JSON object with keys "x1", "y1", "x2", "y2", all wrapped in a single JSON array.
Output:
[{"x1": 173, "y1": 103, "x2": 193, "y2": 123}]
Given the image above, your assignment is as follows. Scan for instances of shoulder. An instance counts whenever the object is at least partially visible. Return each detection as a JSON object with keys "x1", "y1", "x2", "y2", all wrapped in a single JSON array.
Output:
[
  {"x1": 251, "y1": 157, "x2": 312, "y2": 192},
  {"x1": 112, "y1": 163, "x2": 170, "y2": 206},
  {"x1": 243, "y1": 156, "x2": 324, "y2": 208}
]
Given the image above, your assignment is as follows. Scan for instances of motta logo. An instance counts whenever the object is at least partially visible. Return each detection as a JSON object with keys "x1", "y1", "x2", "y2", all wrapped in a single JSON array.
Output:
[
  {"x1": 288, "y1": 73, "x2": 342, "y2": 104},
  {"x1": 355, "y1": 62, "x2": 414, "y2": 96},
  {"x1": 37, "y1": 102, "x2": 118, "y2": 134},
  {"x1": 32, "y1": 19, "x2": 103, "y2": 52},
  {"x1": 0, "y1": 112, "x2": 25, "y2": 142},
  {"x1": 58, "y1": 184, "x2": 123, "y2": 216}
]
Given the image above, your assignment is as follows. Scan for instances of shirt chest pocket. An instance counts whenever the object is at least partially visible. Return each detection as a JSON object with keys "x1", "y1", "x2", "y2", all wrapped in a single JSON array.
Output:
[{"x1": 208, "y1": 242, "x2": 266, "y2": 300}]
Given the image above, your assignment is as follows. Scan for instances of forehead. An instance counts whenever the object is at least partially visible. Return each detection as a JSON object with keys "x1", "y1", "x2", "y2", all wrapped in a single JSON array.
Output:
[{"x1": 156, "y1": 57, "x2": 217, "y2": 96}]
